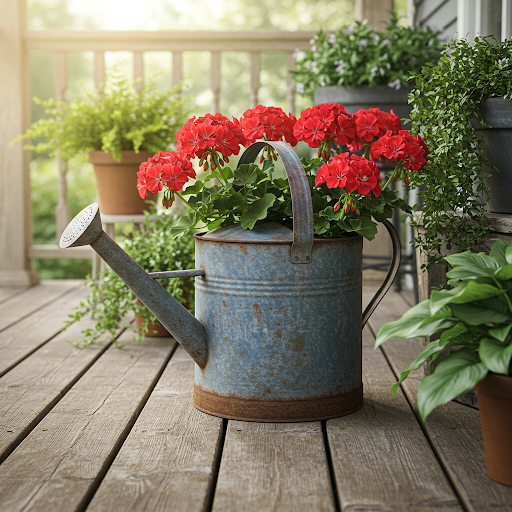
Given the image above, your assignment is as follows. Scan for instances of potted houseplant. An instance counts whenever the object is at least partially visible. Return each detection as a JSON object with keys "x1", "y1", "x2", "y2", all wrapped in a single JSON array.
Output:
[
  {"x1": 375, "y1": 238, "x2": 512, "y2": 486},
  {"x1": 409, "y1": 36, "x2": 512, "y2": 268},
  {"x1": 12, "y1": 70, "x2": 192, "y2": 215},
  {"x1": 292, "y1": 15, "x2": 442, "y2": 123},
  {"x1": 66, "y1": 205, "x2": 196, "y2": 346}
]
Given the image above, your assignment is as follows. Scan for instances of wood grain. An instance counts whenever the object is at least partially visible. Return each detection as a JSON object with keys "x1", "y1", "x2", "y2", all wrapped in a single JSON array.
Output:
[
  {"x1": 0, "y1": 311, "x2": 128, "y2": 464},
  {"x1": 0, "y1": 286, "x2": 28, "y2": 304},
  {"x1": 0, "y1": 330, "x2": 175, "y2": 512},
  {"x1": 366, "y1": 287, "x2": 512, "y2": 511},
  {"x1": 212, "y1": 423, "x2": 335, "y2": 511},
  {"x1": 86, "y1": 346, "x2": 224, "y2": 512},
  {"x1": 0, "y1": 284, "x2": 91, "y2": 377},
  {"x1": 327, "y1": 328, "x2": 462, "y2": 511},
  {"x1": 0, "y1": 280, "x2": 81, "y2": 332}
]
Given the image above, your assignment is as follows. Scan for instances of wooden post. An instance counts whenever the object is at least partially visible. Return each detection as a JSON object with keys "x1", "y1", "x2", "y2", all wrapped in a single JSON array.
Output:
[
  {"x1": 0, "y1": 0, "x2": 39, "y2": 286},
  {"x1": 355, "y1": 0, "x2": 393, "y2": 30},
  {"x1": 286, "y1": 53, "x2": 296, "y2": 117},
  {"x1": 211, "y1": 51, "x2": 221, "y2": 113},
  {"x1": 249, "y1": 52, "x2": 260, "y2": 108}
]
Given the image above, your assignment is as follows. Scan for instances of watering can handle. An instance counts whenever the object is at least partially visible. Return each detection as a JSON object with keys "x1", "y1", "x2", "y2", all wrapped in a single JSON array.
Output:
[
  {"x1": 238, "y1": 141, "x2": 314, "y2": 264},
  {"x1": 361, "y1": 219, "x2": 401, "y2": 328}
]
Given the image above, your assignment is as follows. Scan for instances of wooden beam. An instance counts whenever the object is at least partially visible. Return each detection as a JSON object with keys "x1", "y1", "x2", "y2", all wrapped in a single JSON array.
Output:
[{"x1": 356, "y1": 0, "x2": 394, "y2": 30}]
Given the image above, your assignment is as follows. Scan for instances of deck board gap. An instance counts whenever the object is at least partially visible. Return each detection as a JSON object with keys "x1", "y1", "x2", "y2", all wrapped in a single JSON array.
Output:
[
  {"x1": 77, "y1": 340, "x2": 180, "y2": 512},
  {"x1": 321, "y1": 420, "x2": 341, "y2": 512},
  {"x1": 205, "y1": 418, "x2": 228, "y2": 512}
]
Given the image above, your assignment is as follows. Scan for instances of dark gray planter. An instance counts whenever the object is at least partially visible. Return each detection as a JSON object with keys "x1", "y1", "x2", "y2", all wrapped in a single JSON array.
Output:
[
  {"x1": 471, "y1": 98, "x2": 512, "y2": 214},
  {"x1": 314, "y1": 85, "x2": 414, "y2": 128}
]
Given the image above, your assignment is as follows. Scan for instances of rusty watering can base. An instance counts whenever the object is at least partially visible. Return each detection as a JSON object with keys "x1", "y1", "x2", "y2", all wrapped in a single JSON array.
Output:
[{"x1": 193, "y1": 384, "x2": 363, "y2": 422}]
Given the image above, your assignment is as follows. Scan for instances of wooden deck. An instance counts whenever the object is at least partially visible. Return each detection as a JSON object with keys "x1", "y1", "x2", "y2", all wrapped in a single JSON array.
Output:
[{"x1": 0, "y1": 280, "x2": 511, "y2": 511}]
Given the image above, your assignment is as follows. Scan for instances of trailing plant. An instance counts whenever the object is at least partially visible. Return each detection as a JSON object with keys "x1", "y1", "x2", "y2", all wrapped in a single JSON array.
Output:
[
  {"x1": 292, "y1": 14, "x2": 442, "y2": 97},
  {"x1": 66, "y1": 205, "x2": 196, "y2": 347},
  {"x1": 409, "y1": 36, "x2": 512, "y2": 268},
  {"x1": 12, "y1": 69, "x2": 193, "y2": 162},
  {"x1": 375, "y1": 238, "x2": 512, "y2": 420},
  {"x1": 136, "y1": 104, "x2": 425, "y2": 241}
]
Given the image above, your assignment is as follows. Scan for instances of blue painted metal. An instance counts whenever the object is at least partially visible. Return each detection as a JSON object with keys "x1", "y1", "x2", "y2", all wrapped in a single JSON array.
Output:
[{"x1": 59, "y1": 142, "x2": 401, "y2": 422}]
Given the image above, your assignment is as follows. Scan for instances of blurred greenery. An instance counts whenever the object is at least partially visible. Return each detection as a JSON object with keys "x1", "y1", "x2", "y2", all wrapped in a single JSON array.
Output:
[{"x1": 26, "y1": 0, "x2": 407, "y2": 278}]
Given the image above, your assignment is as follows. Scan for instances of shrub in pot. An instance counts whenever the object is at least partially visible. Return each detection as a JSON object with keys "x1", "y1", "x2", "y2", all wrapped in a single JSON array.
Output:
[
  {"x1": 375, "y1": 238, "x2": 512, "y2": 486},
  {"x1": 66, "y1": 205, "x2": 195, "y2": 346},
  {"x1": 408, "y1": 36, "x2": 512, "y2": 268},
  {"x1": 12, "y1": 70, "x2": 193, "y2": 214}
]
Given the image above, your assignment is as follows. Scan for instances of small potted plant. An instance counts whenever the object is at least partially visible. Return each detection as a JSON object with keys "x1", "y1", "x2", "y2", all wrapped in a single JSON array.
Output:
[
  {"x1": 67, "y1": 205, "x2": 196, "y2": 346},
  {"x1": 375, "y1": 238, "x2": 512, "y2": 486},
  {"x1": 409, "y1": 36, "x2": 512, "y2": 268},
  {"x1": 292, "y1": 15, "x2": 442, "y2": 121},
  {"x1": 12, "y1": 70, "x2": 192, "y2": 215}
]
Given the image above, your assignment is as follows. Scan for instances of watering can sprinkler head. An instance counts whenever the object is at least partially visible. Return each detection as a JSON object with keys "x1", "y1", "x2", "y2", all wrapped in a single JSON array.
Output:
[
  {"x1": 59, "y1": 203, "x2": 209, "y2": 368},
  {"x1": 59, "y1": 203, "x2": 102, "y2": 249}
]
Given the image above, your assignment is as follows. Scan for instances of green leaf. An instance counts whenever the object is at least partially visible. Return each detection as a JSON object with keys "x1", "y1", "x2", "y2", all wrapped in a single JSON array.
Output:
[
  {"x1": 443, "y1": 251, "x2": 499, "y2": 279},
  {"x1": 233, "y1": 164, "x2": 258, "y2": 186},
  {"x1": 207, "y1": 218, "x2": 224, "y2": 231},
  {"x1": 319, "y1": 206, "x2": 339, "y2": 221},
  {"x1": 240, "y1": 193, "x2": 276, "y2": 230},
  {"x1": 495, "y1": 263, "x2": 512, "y2": 280},
  {"x1": 488, "y1": 323, "x2": 512, "y2": 342},
  {"x1": 430, "y1": 281, "x2": 505, "y2": 314},
  {"x1": 357, "y1": 215, "x2": 379, "y2": 240},
  {"x1": 417, "y1": 348, "x2": 488, "y2": 421},
  {"x1": 450, "y1": 297, "x2": 512, "y2": 325},
  {"x1": 490, "y1": 238, "x2": 510, "y2": 266},
  {"x1": 479, "y1": 337, "x2": 512, "y2": 374},
  {"x1": 313, "y1": 213, "x2": 330, "y2": 235},
  {"x1": 170, "y1": 212, "x2": 197, "y2": 239},
  {"x1": 506, "y1": 245, "x2": 512, "y2": 264}
]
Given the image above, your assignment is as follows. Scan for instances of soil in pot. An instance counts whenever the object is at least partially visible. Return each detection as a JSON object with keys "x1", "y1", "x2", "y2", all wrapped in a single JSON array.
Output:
[
  {"x1": 474, "y1": 372, "x2": 512, "y2": 486},
  {"x1": 89, "y1": 151, "x2": 158, "y2": 215}
]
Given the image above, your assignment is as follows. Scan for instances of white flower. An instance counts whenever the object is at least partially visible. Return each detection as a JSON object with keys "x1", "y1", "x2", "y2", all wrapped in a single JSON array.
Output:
[
  {"x1": 348, "y1": 25, "x2": 354, "y2": 34},
  {"x1": 296, "y1": 83, "x2": 305, "y2": 94},
  {"x1": 374, "y1": 35, "x2": 380, "y2": 44},
  {"x1": 370, "y1": 65, "x2": 379, "y2": 77},
  {"x1": 359, "y1": 38, "x2": 368, "y2": 48},
  {"x1": 386, "y1": 62, "x2": 391, "y2": 70},
  {"x1": 379, "y1": 68, "x2": 385, "y2": 76},
  {"x1": 328, "y1": 33, "x2": 336, "y2": 44},
  {"x1": 498, "y1": 57, "x2": 510, "y2": 68},
  {"x1": 320, "y1": 79, "x2": 326, "y2": 86},
  {"x1": 309, "y1": 38, "x2": 316, "y2": 45},
  {"x1": 311, "y1": 61, "x2": 319, "y2": 73},
  {"x1": 292, "y1": 48, "x2": 301, "y2": 60},
  {"x1": 311, "y1": 45, "x2": 317, "y2": 52},
  {"x1": 335, "y1": 60, "x2": 347, "y2": 73},
  {"x1": 387, "y1": 79, "x2": 401, "y2": 90},
  {"x1": 382, "y1": 39, "x2": 392, "y2": 46}
]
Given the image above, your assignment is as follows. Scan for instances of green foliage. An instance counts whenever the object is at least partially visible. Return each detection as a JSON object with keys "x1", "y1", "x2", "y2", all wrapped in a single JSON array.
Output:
[
  {"x1": 375, "y1": 238, "x2": 512, "y2": 420},
  {"x1": 172, "y1": 155, "x2": 411, "y2": 241},
  {"x1": 293, "y1": 15, "x2": 442, "y2": 97},
  {"x1": 409, "y1": 36, "x2": 512, "y2": 267},
  {"x1": 66, "y1": 207, "x2": 196, "y2": 346},
  {"x1": 13, "y1": 70, "x2": 193, "y2": 162}
]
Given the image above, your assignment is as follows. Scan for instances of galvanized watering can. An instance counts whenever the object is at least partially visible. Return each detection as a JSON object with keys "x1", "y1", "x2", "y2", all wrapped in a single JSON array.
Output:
[{"x1": 60, "y1": 141, "x2": 400, "y2": 422}]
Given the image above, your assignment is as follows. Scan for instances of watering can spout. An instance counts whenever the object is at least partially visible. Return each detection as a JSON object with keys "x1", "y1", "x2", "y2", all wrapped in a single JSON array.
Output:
[{"x1": 59, "y1": 204, "x2": 208, "y2": 368}]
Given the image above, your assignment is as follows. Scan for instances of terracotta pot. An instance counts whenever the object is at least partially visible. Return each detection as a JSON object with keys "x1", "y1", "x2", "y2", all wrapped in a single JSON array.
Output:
[
  {"x1": 135, "y1": 298, "x2": 172, "y2": 337},
  {"x1": 89, "y1": 151, "x2": 158, "y2": 215},
  {"x1": 474, "y1": 372, "x2": 512, "y2": 486}
]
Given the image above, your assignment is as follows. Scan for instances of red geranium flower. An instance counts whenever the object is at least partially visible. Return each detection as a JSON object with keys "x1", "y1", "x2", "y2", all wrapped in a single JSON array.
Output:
[
  {"x1": 239, "y1": 106, "x2": 297, "y2": 145},
  {"x1": 345, "y1": 156, "x2": 381, "y2": 197}
]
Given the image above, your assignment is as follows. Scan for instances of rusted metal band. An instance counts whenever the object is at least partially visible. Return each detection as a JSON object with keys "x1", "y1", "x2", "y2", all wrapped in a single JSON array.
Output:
[
  {"x1": 362, "y1": 219, "x2": 401, "y2": 327},
  {"x1": 238, "y1": 141, "x2": 314, "y2": 264},
  {"x1": 193, "y1": 384, "x2": 363, "y2": 422}
]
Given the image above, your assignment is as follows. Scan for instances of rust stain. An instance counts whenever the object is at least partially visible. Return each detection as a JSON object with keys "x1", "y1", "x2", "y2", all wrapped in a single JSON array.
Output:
[
  {"x1": 275, "y1": 329, "x2": 283, "y2": 339},
  {"x1": 252, "y1": 303, "x2": 262, "y2": 315}
]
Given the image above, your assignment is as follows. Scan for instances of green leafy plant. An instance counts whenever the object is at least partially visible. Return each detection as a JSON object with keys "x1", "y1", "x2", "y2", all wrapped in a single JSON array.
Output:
[
  {"x1": 409, "y1": 36, "x2": 512, "y2": 267},
  {"x1": 67, "y1": 205, "x2": 196, "y2": 347},
  {"x1": 12, "y1": 70, "x2": 193, "y2": 162},
  {"x1": 292, "y1": 15, "x2": 442, "y2": 97},
  {"x1": 375, "y1": 238, "x2": 512, "y2": 420}
]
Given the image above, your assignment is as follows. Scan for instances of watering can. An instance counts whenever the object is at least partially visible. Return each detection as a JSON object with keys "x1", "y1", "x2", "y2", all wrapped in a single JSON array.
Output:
[{"x1": 60, "y1": 141, "x2": 400, "y2": 422}]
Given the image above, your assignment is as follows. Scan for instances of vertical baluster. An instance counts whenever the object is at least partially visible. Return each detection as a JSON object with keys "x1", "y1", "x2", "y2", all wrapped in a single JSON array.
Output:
[
  {"x1": 172, "y1": 51, "x2": 183, "y2": 88},
  {"x1": 286, "y1": 53, "x2": 296, "y2": 117},
  {"x1": 94, "y1": 51, "x2": 105, "y2": 92},
  {"x1": 250, "y1": 52, "x2": 260, "y2": 108},
  {"x1": 133, "y1": 51, "x2": 144, "y2": 92},
  {"x1": 503, "y1": 0, "x2": 512, "y2": 40},
  {"x1": 211, "y1": 51, "x2": 221, "y2": 112},
  {"x1": 54, "y1": 52, "x2": 70, "y2": 239}
]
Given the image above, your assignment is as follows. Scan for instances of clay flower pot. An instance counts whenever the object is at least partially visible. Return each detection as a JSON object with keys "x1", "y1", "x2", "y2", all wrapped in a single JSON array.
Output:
[
  {"x1": 89, "y1": 150, "x2": 158, "y2": 215},
  {"x1": 474, "y1": 373, "x2": 512, "y2": 486}
]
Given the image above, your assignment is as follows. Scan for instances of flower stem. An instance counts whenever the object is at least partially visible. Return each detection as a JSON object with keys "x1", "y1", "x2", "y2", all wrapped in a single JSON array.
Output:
[
  {"x1": 381, "y1": 170, "x2": 397, "y2": 192},
  {"x1": 175, "y1": 191, "x2": 200, "y2": 213}
]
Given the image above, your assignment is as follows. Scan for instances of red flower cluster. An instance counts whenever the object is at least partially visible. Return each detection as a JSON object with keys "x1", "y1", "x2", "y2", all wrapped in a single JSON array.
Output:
[
  {"x1": 315, "y1": 153, "x2": 382, "y2": 198},
  {"x1": 239, "y1": 105, "x2": 297, "y2": 146},
  {"x1": 370, "y1": 131, "x2": 428, "y2": 171},
  {"x1": 350, "y1": 108, "x2": 402, "y2": 152},
  {"x1": 137, "y1": 151, "x2": 195, "y2": 199},
  {"x1": 176, "y1": 113, "x2": 246, "y2": 169}
]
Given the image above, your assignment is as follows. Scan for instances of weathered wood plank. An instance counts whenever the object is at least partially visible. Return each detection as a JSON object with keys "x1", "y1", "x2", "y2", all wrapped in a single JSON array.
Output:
[
  {"x1": 212, "y1": 420, "x2": 336, "y2": 512},
  {"x1": 327, "y1": 327, "x2": 462, "y2": 511},
  {"x1": 0, "y1": 280, "x2": 82, "y2": 332},
  {"x1": 366, "y1": 288, "x2": 512, "y2": 511},
  {"x1": 86, "y1": 346, "x2": 224, "y2": 512},
  {"x1": 0, "y1": 329, "x2": 175, "y2": 512},
  {"x1": 0, "y1": 312, "x2": 128, "y2": 464},
  {"x1": 0, "y1": 286, "x2": 28, "y2": 304},
  {"x1": 0, "y1": 284, "x2": 91, "y2": 377}
]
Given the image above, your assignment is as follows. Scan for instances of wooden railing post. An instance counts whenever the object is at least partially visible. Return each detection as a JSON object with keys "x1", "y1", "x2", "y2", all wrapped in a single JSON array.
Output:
[
  {"x1": 250, "y1": 52, "x2": 260, "y2": 108},
  {"x1": 0, "y1": 0, "x2": 39, "y2": 285},
  {"x1": 286, "y1": 53, "x2": 296, "y2": 117},
  {"x1": 211, "y1": 51, "x2": 221, "y2": 112}
]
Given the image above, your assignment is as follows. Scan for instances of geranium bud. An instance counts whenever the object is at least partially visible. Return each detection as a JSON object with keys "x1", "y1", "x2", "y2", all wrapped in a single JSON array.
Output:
[
  {"x1": 393, "y1": 175, "x2": 397, "y2": 181},
  {"x1": 404, "y1": 177, "x2": 409, "y2": 185},
  {"x1": 345, "y1": 205, "x2": 349, "y2": 213},
  {"x1": 334, "y1": 203, "x2": 340, "y2": 212},
  {"x1": 356, "y1": 208, "x2": 360, "y2": 216},
  {"x1": 351, "y1": 206, "x2": 355, "y2": 212}
]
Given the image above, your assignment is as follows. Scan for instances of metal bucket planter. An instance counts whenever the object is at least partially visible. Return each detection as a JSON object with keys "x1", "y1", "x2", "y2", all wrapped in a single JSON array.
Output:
[
  {"x1": 470, "y1": 98, "x2": 512, "y2": 213},
  {"x1": 89, "y1": 150, "x2": 158, "y2": 215},
  {"x1": 60, "y1": 141, "x2": 400, "y2": 422}
]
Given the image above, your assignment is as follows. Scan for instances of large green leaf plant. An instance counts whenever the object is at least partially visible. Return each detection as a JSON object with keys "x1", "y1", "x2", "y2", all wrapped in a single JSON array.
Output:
[{"x1": 375, "y1": 238, "x2": 512, "y2": 420}]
